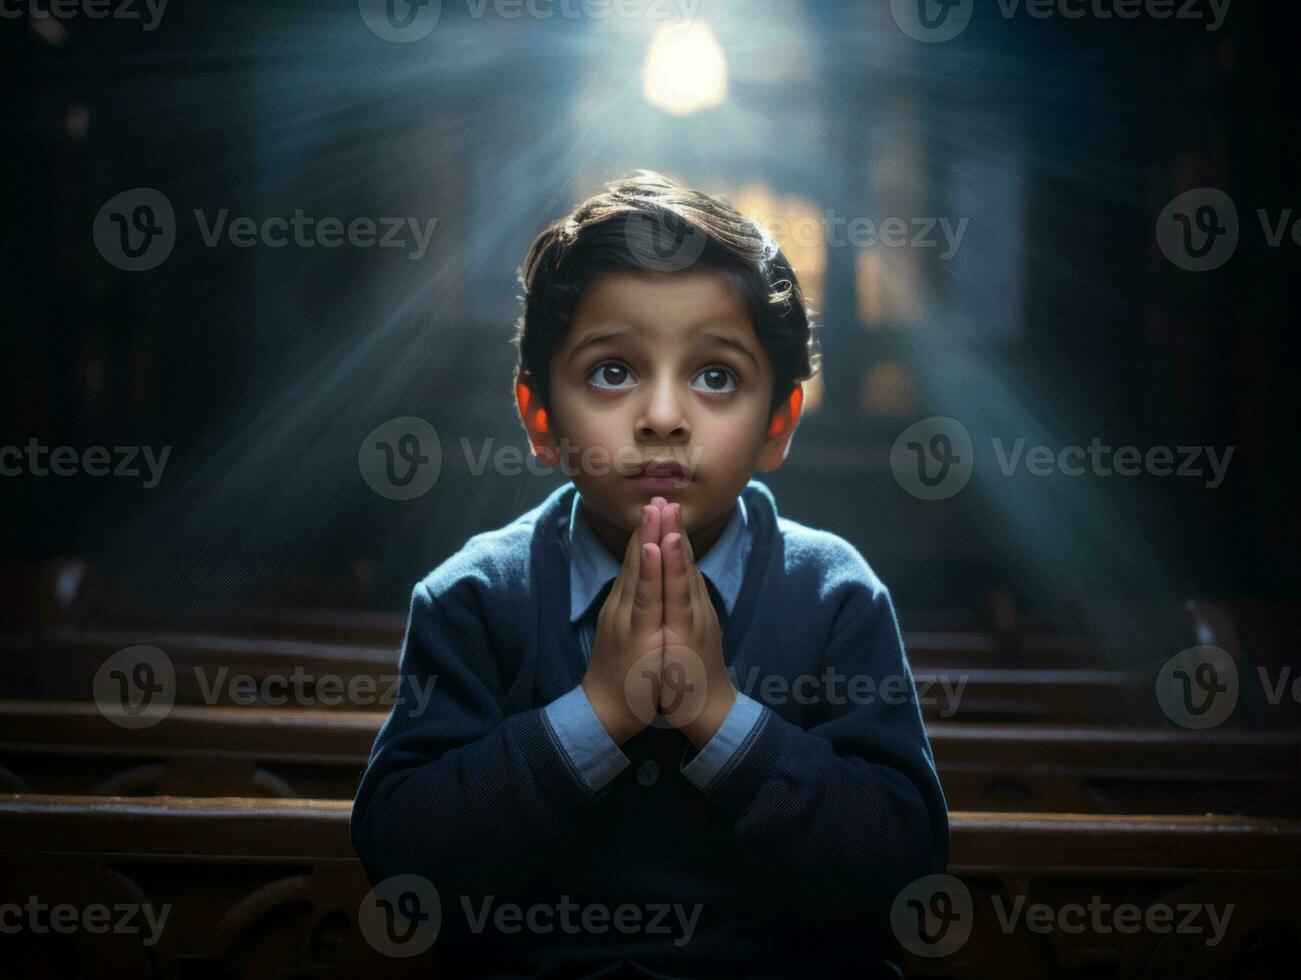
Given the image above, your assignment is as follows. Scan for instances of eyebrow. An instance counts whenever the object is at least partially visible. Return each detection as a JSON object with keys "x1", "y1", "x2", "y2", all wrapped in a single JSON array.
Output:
[
  {"x1": 699, "y1": 330, "x2": 761, "y2": 369},
  {"x1": 565, "y1": 326, "x2": 761, "y2": 369},
  {"x1": 566, "y1": 330, "x2": 628, "y2": 365}
]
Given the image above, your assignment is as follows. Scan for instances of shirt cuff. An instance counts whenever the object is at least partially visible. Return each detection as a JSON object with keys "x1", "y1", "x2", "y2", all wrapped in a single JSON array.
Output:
[
  {"x1": 543, "y1": 685, "x2": 631, "y2": 793},
  {"x1": 680, "y1": 692, "x2": 766, "y2": 792}
]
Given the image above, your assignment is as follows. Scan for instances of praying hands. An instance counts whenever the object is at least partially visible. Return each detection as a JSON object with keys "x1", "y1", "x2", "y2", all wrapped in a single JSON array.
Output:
[{"x1": 580, "y1": 496, "x2": 739, "y2": 749}]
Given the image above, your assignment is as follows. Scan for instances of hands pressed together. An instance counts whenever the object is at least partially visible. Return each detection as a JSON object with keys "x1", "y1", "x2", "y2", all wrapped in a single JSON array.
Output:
[{"x1": 580, "y1": 496, "x2": 739, "y2": 749}]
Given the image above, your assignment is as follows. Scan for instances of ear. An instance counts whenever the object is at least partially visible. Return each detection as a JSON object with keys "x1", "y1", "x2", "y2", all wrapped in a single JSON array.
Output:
[
  {"x1": 515, "y1": 372, "x2": 560, "y2": 466},
  {"x1": 756, "y1": 383, "x2": 804, "y2": 473}
]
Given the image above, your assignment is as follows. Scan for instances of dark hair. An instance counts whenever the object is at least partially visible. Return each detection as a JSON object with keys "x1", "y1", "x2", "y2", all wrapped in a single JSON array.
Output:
[{"x1": 512, "y1": 170, "x2": 819, "y2": 417}]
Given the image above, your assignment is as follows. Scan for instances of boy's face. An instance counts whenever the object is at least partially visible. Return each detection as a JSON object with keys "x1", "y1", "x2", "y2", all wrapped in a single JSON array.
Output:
[{"x1": 521, "y1": 269, "x2": 799, "y2": 553}]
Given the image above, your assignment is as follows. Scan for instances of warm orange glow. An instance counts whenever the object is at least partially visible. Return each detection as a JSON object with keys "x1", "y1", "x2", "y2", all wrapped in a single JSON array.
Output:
[
  {"x1": 730, "y1": 183, "x2": 826, "y2": 311},
  {"x1": 516, "y1": 381, "x2": 550, "y2": 436},
  {"x1": 856, "y1": 250, "x2": 883, "y2": 325},
  {"x1": 859, "y1": 360, "x2": 918, "y2": 417},
  {"x1": 856, "y1": 248, "x2": 919, "y2": 326},
  {"x1": 769, "y1": 384, "x2": 804, "y2": 436}
]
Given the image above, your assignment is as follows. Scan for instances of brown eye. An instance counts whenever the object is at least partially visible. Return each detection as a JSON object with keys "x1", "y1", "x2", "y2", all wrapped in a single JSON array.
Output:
[
  {"x1": 691, "y1": 366, "x2": 738, "y2": 393},
  {"x1": 587, "y1": 361, "x2": 635, "y2": 390}
]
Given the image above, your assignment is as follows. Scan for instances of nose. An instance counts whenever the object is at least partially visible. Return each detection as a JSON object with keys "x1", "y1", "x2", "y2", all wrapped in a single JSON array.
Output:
[{"x1": 635, "y1": 374, "x2": 690, "y2": 443}]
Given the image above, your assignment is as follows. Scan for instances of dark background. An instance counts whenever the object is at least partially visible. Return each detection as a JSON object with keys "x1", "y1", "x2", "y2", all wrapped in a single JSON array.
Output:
[{"x1": 4, "y1": 0, "x2": 1297, "y2": 636}]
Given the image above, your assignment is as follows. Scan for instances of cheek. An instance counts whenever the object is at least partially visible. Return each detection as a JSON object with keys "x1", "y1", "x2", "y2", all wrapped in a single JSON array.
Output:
[
  {"x1": 703, "y1": 436, "x2": 755, "y2": 474},
  {"x1": 566, "y1": 409, "x2": 625, "y2": 453},
  {"x1": 549, "y1": 389, "x2": 626, "y2": 458},
  {"x1": 694, "y1": 407, "x2": 770, "y2": 469}
]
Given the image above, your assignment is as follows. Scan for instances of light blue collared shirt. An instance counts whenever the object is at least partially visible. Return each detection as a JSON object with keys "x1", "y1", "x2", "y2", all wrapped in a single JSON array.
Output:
[{"x1": 543, "y1": 493, "x2": 766, "y2": 794}]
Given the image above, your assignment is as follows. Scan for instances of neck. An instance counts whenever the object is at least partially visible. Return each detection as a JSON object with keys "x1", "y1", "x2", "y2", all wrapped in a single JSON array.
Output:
[{"x1": 582, "y1": 498, "x2": 735, "y2": 565}]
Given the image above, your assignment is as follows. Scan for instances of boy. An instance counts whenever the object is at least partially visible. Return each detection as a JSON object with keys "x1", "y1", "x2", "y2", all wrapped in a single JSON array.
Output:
[{"x1": 352, "y1": 171, "x2": 949, "y2": 979}]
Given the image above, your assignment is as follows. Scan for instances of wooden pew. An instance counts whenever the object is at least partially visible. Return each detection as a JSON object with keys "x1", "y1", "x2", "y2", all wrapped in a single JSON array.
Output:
[
  {"x1": 0, "y1": 794, "x2": 421, "y2": 978},
  {"x1": 930, "y1": 722, "x2": 1301, "y2": 816},
  {"x1": 1, "y1": 795, "x2": 1298, "y2": 979},
  {"x1": 4, "y1": 700, "x2": 1299, "y2": 816},
  {"x1": 69, "y1": 610, "x2": 1101, "y2": 669},
  {"x1": 1, "y1": 561, "x2": 1079, "y2": 660},
  {"x1": 15, "y1": 562, "x2": 1281, "y2": 678},
  {"x1": 0, "y1": 700, "x2": 380, "y2": 800},
  {"x1": 0, "y1": 626, "x2": 1154, "y2": 724}
]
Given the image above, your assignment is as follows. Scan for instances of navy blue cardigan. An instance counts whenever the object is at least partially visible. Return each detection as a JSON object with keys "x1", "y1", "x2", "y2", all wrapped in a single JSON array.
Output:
[{"x1": 352, "y1": 480, "x2": 949, "y2": 979}]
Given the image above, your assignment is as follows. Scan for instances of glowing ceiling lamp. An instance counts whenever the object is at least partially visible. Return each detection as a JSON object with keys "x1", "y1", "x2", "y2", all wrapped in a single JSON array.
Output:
[{"x1": 641, "y1": 22, "x2": 728, "y2": 116}]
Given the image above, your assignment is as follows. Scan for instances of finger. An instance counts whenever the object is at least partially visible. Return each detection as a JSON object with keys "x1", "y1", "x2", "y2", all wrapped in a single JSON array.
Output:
[
  {"x1": 643, "y1": 496, "x2": 667, "y2": 547},
  {"x1": 630, "y1": 541, "x2": 662, "y2": 636},
  {"x1": 671, "y1": 506, "x2": 708, "y2": 602},
  {"x1": 667, "y1": 505, "x2": 713, "y2": 619},
  {"x1": 613, "y1": 506, "x2": 649, "y2": 605},
  {"x1": 672, "y1": 504, "x2": 697, "y2": 568},
  {"x1": 662, "y1": 531, "x2": 692, "y2": 634},
  {"x1": 659, "y1": 499, "x2": 678, "y2": 537},
  {"x1": 664, "y1": 504, "x2": 688, "y2": 566},
  {"x1": 654, "y1": 502, "x2": 675, "y2": 567},
  {"x1": 690, "y1": 563, "x2": 713, "y2": 621},
  {"x1": 663, "y1": 504, "x2": 698, "y2": 588},
  {"x1": 644, "y1": 498, "x2": 663, "y2": 549}
]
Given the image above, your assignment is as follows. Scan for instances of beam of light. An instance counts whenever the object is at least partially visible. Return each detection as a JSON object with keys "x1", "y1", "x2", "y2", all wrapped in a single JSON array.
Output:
[
  {"x1": 900, "y1": 315, "x2": 1184, "y2": 671},
  {"x1": 65, "y1": 0, "x2": 1191, "y2": 634},
  {"x1": 641, "y1": 22, "x2": 728, "y2": 116}
]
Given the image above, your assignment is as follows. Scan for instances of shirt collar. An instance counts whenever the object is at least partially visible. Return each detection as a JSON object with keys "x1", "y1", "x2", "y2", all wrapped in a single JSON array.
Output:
[{"x1": 567, "y1": 493, "x2": 750, "y2": 624}]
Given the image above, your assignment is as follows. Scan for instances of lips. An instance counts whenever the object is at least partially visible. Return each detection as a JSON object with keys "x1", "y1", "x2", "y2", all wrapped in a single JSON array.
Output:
[{"x1": 635, "y1": 459, "x2": 688, "y2": 480}]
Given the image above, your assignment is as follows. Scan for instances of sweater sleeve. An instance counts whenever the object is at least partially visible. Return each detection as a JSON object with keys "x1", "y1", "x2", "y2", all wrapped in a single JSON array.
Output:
[
  {"x1": 694, "y1": 576, "x2": 950, "y2": 916},
  {"x1": 350, "y1": 577, "x2": 600, "y2": 897}
]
